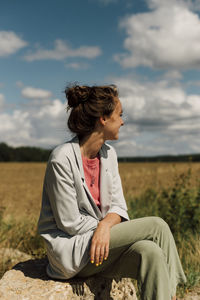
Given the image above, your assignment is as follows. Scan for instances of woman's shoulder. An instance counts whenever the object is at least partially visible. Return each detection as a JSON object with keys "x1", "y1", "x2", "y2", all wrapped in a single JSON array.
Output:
[{"x1": 49, "y1": 138, "x2": 75, "y2": 163}]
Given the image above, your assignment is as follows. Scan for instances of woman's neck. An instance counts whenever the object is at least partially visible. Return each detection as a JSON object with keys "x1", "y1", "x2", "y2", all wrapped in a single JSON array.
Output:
[{"x1": 79, "y1": 132, "x2": 104, "y2": 159}]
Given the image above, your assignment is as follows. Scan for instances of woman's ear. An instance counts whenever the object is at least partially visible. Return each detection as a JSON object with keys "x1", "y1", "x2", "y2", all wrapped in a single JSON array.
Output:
[{"x1": 99, "y1": 116, "x2": 106, "y2": 126}]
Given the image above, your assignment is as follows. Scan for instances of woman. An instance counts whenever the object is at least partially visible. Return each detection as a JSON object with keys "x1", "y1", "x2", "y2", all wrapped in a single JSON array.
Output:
[{"x1": 38, "y1": 84, "x2": 186, "y2": 300}]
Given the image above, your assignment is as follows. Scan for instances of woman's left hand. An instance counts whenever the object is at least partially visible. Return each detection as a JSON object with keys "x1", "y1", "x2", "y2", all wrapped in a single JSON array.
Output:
[
  {"x1": 90, "y1": 221, "x2": 110, "y2": 266},
  {"x1": 90, "y1": 213, "x2": 121, "y2": 266}
]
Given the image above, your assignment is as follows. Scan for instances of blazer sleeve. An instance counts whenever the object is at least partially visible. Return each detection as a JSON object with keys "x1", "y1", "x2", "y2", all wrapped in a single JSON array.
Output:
[
  {"x1": 44, "y1": 157, "x2": 98, "y2": 236},
  {"x1": 107, "y1": 147, "x2": 130, "y2": 221}
]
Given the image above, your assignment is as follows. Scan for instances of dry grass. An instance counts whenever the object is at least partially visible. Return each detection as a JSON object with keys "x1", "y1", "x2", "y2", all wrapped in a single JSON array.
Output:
[
  {"x1": 1, "y1": 162, "x2": 200, "y2": 221},
  {"x1": 0, "y1": 163, "x2": 46, "y2": 221},
  {"x1": 119, "y1": 162, "x2": 200, "y2": 200}
]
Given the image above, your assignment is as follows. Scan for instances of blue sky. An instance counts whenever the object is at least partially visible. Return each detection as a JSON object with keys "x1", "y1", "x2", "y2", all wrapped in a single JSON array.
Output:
[{"x1": 1, "y1": 0, "x2": 200, "y2": 156}]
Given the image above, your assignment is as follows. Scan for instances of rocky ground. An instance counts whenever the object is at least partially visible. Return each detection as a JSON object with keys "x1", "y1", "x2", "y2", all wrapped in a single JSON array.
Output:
[
  {"x1": 179, "y1": 287, "x2": 200, "y2": 300},
  {"x1": 0, "y1": 248, "x2": 199, "y2": 300}
]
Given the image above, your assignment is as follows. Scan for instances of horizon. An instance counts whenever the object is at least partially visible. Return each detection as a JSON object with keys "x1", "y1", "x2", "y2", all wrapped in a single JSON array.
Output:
[{"x1": 1, "y1": 141, "x2": 200, "y2": 159}]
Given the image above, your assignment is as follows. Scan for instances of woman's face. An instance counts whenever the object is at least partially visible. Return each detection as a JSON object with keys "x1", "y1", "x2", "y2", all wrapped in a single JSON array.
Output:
[{"x1": 103, "y1": 98, "x2": 124, "y2": 140}]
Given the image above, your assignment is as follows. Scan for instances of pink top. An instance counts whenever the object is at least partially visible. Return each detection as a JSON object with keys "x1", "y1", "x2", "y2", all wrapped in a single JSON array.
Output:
[{"x1": 82, "y1": 154, "x2": 101, "y2": 209}]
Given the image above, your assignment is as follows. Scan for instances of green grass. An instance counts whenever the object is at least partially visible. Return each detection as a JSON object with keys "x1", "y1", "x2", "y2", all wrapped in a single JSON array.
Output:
[
  {"x1": 0, "y1": 210, "x2": 46, "y2": 277},
  {"x1": 127, "y1": 169, "x2": 200, "y2": 297}
]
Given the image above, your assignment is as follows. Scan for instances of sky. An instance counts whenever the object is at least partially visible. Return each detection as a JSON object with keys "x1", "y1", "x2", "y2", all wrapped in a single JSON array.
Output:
[{"x1": 1, "y1": 0, "x2": 200, "y2": 157}]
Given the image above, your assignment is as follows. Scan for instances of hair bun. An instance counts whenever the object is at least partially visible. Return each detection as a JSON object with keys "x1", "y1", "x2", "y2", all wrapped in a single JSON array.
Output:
[{"x1": 65, "y1": 85, "x2": 91, "y2": 108}]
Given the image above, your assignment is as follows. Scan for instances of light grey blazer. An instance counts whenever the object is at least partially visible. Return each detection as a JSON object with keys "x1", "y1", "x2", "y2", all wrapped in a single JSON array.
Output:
[{"x1": 38, "y1": 136, "x2": 129, "y2": 279}]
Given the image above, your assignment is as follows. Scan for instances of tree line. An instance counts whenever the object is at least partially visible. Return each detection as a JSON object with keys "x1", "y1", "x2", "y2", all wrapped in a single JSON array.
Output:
[
  {"x1": 0, "y1": 142, "x2": 200, "y2": 162},
  {"x1": 118, "y1": 154, "x2": 200, "y2": 162},
  {"x1": 0, "y1": 143, "x2": 51, "y2": 162}
]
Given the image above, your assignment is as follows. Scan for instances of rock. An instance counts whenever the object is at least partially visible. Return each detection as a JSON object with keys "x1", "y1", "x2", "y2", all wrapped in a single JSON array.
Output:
[
  {"x1": 0, "y1": 248, "x2": 32, "y2": 267},
  {"x1": 179, "y1": 286, "x2": 200, "y2": 300},
  {"x1": 0, "y1": 248, "x2": 32, "y2": 264},
  {"x1": 0, "y1": 258, "x2": 138, "y2": 300}
]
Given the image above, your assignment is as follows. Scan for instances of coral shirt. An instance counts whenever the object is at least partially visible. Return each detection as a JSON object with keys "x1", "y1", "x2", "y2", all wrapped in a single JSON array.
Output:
[{"x1": 82, "y1": 154, "x2": 101, "y2": 209}]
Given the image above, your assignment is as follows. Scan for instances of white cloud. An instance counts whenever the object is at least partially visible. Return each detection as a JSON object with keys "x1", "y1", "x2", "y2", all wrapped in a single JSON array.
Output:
[
  {"x1": 65, "y1": 62, "x2": 90, "y2": 69},
  {"x1": 163, "y1": 70, "x2": 183, "y2": 80},
  {"x1": 187, "y1": 79, "x2": 200, "y2": 87},
  {"x1": 0, "y1": 98, "x2": 69, "y2": 148},
  {"x1": 149, "y1": 0, "x2": 200, "y2": 11},
  {"x1": 24, "y1": 39, "x2": 102, "y2": 62},
  {"x1": 1, "y1": 78, "x2": 200, "y2": 156},
  {"x1": 115, "y1": 77, "x2": 199, "y2": 124},
  {"x1": 94, "y1": 0, "x2": 132, "y2": 5},
  {"x1": 97, "y1": 0, "x2": 118, "y2": 4},
  {"x1": 0, "y1": 84, "x2": 70, "y2": 147},
  {"x1": 37, "y1": 99, "x2": 65, "y2": 118},
  {"x1": 16, "y1": 81, "x2": 24, "y2": 88},
  {"x1": 0, "y1": 31, "x2": 27, "y2": 56},
  {"x1": 110, "y1": 75, "x2": 200, "y2": 156},
  {"x1": 21, "y1": 86, "x2": 52, "y2": 99},
  {"x1": 0, "y1": 110, "x2": 31, "y2": 139},
  {"x1": 115, "y1": 0, "x2": 200, "y2": 69},
  {"x1": 0, "y1": 94, "x2": 5, "y2": 110}
]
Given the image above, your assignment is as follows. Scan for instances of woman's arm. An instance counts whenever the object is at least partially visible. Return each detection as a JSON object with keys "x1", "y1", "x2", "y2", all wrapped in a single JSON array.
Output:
[
  {"x1": 107, "y1": 148, "x2": 129, "y2": 220},
  {"x1": 90, "y1": 212, "x2": 121, "y2": 265},
  {"x1": 44, "y1": 157, "x2": 98, "y2": 236}
]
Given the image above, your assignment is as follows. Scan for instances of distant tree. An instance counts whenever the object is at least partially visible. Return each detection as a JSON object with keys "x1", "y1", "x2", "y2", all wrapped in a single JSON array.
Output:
[
  {"x1": 15, "y1": 146, "x2": 51, "y2": 161},
  {"x1": 0, "y1": 143, "x2": 51, "y2": 162},
  {"x1": 118, "y1": 154, "x2": 200, "y2": 163},
  {"x1": 0, "y1": 143, "x2": 14, "y2": 161}
]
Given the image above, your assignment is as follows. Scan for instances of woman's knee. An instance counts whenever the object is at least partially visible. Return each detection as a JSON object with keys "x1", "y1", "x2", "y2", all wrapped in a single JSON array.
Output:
[{"x1": 150, "y1": 216, "x2": 171, "y2": 234}]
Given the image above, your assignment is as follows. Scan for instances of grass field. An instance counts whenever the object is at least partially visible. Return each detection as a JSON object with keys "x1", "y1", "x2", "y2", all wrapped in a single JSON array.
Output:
[
  {"x1": 1, "y1": 161, "x2": 199, "y2": 219},
  {"x1": 0, "y1": 162, "x2": 200, "y2": 297}
]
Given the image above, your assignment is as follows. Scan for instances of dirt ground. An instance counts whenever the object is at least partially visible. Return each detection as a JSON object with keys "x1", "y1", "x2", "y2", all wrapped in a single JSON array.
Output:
[{"x1": 179, "y1": 286, "x2": 200, "y2": 299}]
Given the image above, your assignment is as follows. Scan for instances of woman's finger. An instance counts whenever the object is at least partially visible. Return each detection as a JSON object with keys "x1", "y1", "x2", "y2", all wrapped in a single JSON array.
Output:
[
  {"x1": 95, "y1": 245, "x2": 101, "y2": 266},
  {"x1": 99, "y1": 245, "x2": 105, "y2": 264},
  {"x1": 90, "y1": 241, "x2": 96, "y2": 263},
  {"x1": 104, "y1": 243, "x2": 109, "y2": 260}
]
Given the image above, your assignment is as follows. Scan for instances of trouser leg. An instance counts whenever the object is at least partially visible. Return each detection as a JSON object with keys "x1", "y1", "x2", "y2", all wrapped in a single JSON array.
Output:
[
  {"x1": 102, "y1": 240, "x2": 172, "y2": 300},
  {"x1": 108, "y1": 217, "x2": 186, "y2": 297},
  {"x1": 77, "y1": 217, "x2": 186, "y2": 299}
]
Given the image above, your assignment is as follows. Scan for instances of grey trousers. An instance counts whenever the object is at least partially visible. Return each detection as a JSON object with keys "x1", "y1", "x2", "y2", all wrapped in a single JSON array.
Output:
[{"x1": 77, "y1": 217, "x2": 186, "y2": 300}]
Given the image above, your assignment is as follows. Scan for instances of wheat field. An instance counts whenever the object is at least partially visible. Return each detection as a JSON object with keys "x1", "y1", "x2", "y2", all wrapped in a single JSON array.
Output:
[{"x1": 0, "y1": 162, "x2": 200, "y2": 221}]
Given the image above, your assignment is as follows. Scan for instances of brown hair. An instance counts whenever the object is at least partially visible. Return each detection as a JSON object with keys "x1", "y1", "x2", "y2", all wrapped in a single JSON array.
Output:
[{"x1": 65, "y1": 84, "x2": 118, "y2": 137}]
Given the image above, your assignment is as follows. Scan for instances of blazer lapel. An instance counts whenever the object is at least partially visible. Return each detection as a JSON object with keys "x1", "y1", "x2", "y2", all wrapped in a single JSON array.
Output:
[
  {"x1": 71, "y1": 136, "x2": 102, "y2": 219},
  {"x1": 71, "y1": 136, "x2": 85, "y2": 180},
  {"x1": 99, "y1": 144, "x2": 112, "y2": 218}
]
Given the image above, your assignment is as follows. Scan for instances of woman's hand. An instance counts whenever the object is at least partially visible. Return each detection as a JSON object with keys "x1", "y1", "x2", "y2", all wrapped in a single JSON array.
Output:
[
  {"x1": 90, "y1": 222, "x2": 110, "y2": 266},
  {"x1": 90, "y1": 213, "x2": 121, "y2": 266}
]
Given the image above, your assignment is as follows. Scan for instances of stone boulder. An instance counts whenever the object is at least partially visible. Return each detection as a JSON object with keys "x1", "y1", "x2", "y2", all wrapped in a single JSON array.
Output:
[
  {"x1": 0, "y1": 248, "x2": 32, "y2": 267},
  {"x1": 0, "y1": 257, "x2": 138, "y2": 300}
]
